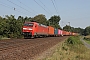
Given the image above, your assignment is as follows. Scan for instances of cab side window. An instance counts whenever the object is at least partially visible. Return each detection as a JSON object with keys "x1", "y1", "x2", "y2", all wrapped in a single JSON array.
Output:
[{"x1": 35, "y1": 25, "x2": 37, "y2": 28}]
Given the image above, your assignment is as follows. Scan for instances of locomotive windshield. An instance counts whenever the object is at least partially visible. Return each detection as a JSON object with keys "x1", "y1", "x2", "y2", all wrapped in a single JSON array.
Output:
[{"x1": 24, "y1": 23, "x2": 33, "y2": 27}]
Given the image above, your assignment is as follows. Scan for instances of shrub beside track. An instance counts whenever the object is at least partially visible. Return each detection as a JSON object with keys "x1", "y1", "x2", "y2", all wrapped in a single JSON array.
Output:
[{"x1": 42, "y1": 36, "x2": 90, "y2": 60}]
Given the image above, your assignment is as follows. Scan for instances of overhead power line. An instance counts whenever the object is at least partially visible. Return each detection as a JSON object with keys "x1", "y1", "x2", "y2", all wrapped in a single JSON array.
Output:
[
  {"x1": 34, "y1": 0, "x2": 51, "y2": 14},
  {"x1": 0, "y1": 2, "x2": 13, "y2": 10},
  {"x1": 7, "y1": 0, "x2": 35, "y2": 15},
  {"x1": 53, "y1": 0, "x2": 60, "y2": 14},
  {"x1": 39, "y1": 0, "x2": 52, "y2": 14},
  {"x1": 17, "y1": 0, "x2": 38, "y2": 14},
  {"x1": 51, "y1": 0, "x2": 58, "y2": 14},
  {"x1": 0, "y1": 1, "x2": 30, "y2": 15}
]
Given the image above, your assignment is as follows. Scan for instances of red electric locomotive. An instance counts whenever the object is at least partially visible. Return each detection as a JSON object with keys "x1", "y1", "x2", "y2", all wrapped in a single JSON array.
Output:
[{"x1": 22, "y1": 22, "x2": 48, "y2": 38}]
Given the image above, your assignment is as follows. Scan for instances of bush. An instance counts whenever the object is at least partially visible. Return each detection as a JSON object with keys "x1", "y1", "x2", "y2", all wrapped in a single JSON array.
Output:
[
  {"x1": 84, "y1": 37, "x2": 90, "y2": 41},
  {"x1": 66, "y1": 36, "x2": 81, "y2": 45},
  {"x1": 0, "y1": 35, "x2": 2, "y2": 40}
]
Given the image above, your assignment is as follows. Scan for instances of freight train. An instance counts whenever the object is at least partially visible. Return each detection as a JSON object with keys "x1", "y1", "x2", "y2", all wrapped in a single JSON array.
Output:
[{"x1": 22, "y1": 22, "x2": 78, "y2": 38}]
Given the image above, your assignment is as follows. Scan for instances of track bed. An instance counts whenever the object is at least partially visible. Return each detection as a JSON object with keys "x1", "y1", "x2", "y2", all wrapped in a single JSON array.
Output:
[{"x1": 0, "y1": 36, "x2": 68, "y2": 60}]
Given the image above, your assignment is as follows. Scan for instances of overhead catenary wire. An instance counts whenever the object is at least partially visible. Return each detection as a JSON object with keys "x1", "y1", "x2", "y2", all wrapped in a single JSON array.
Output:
[
  {"x1": 33, "y1": 0, "x2": 51, "y2": 15},
  {"x1": 7, "y1": 0, "x2": 35, "y2": 15},
  {"x1": 0, "y1": 1, "x2": 15, "y2": 10},
  {"x1": 0, "y1": 4, "x2": 29, "y2": 15},
  {"x1": 39, "y1": 0, "x2": 52, "y2": 14},
  {"x1": 51, "y1": 0, "x2": 58, "y2": 14},
  {"x1": 0, "y1": 1, "x2": 30, "y2": 15},
  {"x1": 61, "y1": 21, "x2": 69, "y2": 27},
  {"x1": 16, "y1": 0, "x2": 38, "y2": 14},
  {"x1": 0, "y1": 2, "x2": 13, "y2": 10},
  {"x1": 53, "y1": 0, "x2": 60, "y2": 14},
  {"x1": 1, "y1": 0, "x2": 60, "y2": 17}
]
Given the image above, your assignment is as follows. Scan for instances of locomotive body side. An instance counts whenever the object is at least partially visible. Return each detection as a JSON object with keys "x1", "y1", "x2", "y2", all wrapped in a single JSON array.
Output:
[
  {"x1": 22, "y1": 22, "x2": 48, "y2": 38},
  {"x1": 35, "y1": 23, "x2": 48, "y2": 37}
]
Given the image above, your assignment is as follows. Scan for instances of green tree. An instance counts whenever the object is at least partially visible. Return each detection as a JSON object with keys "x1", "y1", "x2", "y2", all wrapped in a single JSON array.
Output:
[
  {"x1": 63, "y1": 25, "x2": 84, "y2": 35},
  {"x1": 2, "y1": 15, "x2": 23, "y2": 38},
  {"x1": 48, "y1": 15, "x2": 61, "y2": 28},
  {"x1": 74, "y1": 27, "x2": 84, "y2": 35},
  {"x1": 70, "y1": 27, "x2": 75, "y2": 32},
  {"x1": 63, "y1": 25, "x2": 71, "y2": 32},
  {"x1": 84, "y1": 26, "x2": 90, "y2": 36},
  {"x1": 0, "y1": 16, "x2": 2, "y2": 21},
  {"x1": 0, "y1": 17, "x2": 11, "y2": 37},
  {"x1": 32, "y1": 14, "x2": 47, "y2": 25},
  {"x1": 17, "y1": 16, "x2": 24, "y2": 23},
  {"x1": 23, "y1": 16, "x2": 32, "y2": 22}
]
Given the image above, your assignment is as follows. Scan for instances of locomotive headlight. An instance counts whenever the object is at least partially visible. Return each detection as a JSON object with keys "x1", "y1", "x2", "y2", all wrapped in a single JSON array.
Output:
[
  {"x1": 28, "y1": 28, "x2": 32, "y2": 30},
  {"x1": 23, "y1": 28, "x2": 27, "y2": 30},
  {"x1": 23, "y1": 28, "x2": 32, "y2": 30}
]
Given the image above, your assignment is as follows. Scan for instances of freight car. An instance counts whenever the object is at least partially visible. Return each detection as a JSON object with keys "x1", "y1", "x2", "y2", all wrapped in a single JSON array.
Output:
[
  {"x1": 58, "y1": 29, "x2": 63, "y2": 36},
  {"x1": 48, "y1": 26, "x2": 54, "y2": 36},
  {"x1": 22, "y1": 22, "x2": 78, "y2": 38}
]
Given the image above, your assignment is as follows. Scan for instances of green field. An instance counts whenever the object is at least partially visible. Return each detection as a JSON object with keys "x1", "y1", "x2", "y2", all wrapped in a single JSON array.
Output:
[{"x1": 39, "y1": 36, "x2": 90, "y2": 60}]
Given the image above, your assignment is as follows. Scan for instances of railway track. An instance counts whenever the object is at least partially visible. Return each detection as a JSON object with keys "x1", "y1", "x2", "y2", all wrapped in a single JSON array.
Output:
[
  {"x1": 0, "y1": 38, "x2": 51, "y2": 51},
  {"x1": 0, "y1": 38, "x2": 52, "y2": 51},
  {"x1": 0, "y1": 36, "x2": 68, "y2": 60}
]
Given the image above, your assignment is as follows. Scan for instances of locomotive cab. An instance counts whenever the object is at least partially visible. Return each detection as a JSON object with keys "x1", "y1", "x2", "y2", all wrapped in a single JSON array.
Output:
[{"x1": 22, "y1": 22, "x2": 36, "y2": 38}]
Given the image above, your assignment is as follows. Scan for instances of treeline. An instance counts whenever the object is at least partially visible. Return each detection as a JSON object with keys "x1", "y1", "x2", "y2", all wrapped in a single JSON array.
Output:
[
  {"x1": 0, "y1": 14, "x2": 61, "y2": 38},
  {"x1": 63, "y1": 25, "x2": 90, "y2": 36},
  {"x1": 0, "y1": 14, "x2": 90, "y2": 38}
]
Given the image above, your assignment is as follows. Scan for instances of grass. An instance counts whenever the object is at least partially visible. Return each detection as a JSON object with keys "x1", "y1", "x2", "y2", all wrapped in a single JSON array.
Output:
[
  {"x1": 84, "y1": 35, "x2": 90, "y2": 44},
  {"x1": 40, "y1": 36, "x2": 90, "y2": 60},
  {"x1": 1, "y1": 37, "x2": 10, "y2": 39},
  {"x1": 85, "y1": 35, "x2": 90, "y2": 38},
  {"x1": 85, "y1": 40, "x2": 90, "y2": 44},
  {"x1": 0, "y1": 36, "x2": 10, "y2": 40}
]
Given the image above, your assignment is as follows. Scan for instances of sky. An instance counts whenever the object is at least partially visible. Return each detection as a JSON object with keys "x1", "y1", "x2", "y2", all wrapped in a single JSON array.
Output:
[{"x1": 0, "y1": 0, "x2": 90, "y2": 29}]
